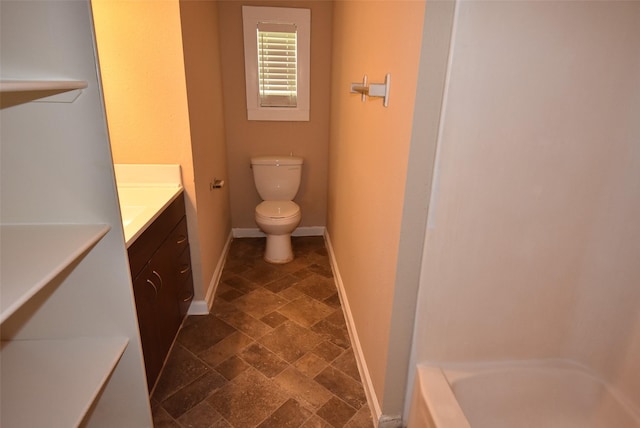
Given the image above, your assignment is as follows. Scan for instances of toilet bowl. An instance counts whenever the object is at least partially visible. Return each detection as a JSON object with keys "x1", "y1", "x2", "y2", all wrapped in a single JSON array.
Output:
[
  {"x1": 250, "y1": 156, "x2": 304, "y2": 263},
  {"x1": 255, "y1": 200, "x2": 301, "y2": 263}
]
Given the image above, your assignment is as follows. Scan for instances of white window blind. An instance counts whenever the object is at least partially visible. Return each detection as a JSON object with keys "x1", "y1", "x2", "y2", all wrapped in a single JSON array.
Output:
[{"x1": 257, "y1": 22, "x2": 297, "y2": 108}]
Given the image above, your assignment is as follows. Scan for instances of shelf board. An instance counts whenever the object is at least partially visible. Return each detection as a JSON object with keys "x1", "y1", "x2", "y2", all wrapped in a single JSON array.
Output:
[
  {"x1": 0, "y1": 337, "x2": 129, "y2": 427},
  {"x1": 0, "y1": 79, "x2": 88, "y2": 92},
  {"x1": 0, "y1": 224, "x2": 110, "y2": 324}
]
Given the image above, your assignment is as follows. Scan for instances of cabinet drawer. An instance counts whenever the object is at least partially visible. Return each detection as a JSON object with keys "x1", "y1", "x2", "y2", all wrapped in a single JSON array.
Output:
[
  {"x1": 128, "y1": 192, "x2": 185, "y2": 277},
  {"x1": 177, "y1": 245, "x2": 194, "y2": 317},
  {"x1": 169, "y1": 218, "x2": 189, "y2": 260},
  {"x1": 179, "y1": 272, "x2": 194, "y2": 318},
  {"x1": 177, "y1": 244, "x2": 192, "y2": 284}
]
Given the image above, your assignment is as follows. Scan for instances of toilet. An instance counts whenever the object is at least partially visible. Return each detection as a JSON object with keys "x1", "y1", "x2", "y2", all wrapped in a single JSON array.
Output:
[{"x1": 251, "y1": 155, "x2": 303, "y2": 263}]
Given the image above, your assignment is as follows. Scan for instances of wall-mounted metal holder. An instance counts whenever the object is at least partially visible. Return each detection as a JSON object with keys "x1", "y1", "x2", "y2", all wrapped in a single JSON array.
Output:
[
  {"x1": 350, "y1": 73, "x2": 391, "y2": 107},
  {"x1": 210, "y1": 178, "x2": 225, "y2": 190}
]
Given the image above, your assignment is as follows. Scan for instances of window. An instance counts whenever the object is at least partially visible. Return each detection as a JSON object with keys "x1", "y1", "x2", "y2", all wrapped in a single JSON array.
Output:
[{"x1": 242, "y1": 6, "x2": 310, "y2": 121}]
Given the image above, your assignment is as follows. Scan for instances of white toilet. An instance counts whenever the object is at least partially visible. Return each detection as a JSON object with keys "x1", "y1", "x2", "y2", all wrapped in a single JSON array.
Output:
[{"x1": 251, "y1": 155, "x2": 303, "y2": 263}]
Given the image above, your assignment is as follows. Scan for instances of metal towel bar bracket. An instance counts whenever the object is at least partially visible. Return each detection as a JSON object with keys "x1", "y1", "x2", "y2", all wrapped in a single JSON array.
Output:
[{"x1": 350, "y1": 73, "x2": 391, "y2": 107}]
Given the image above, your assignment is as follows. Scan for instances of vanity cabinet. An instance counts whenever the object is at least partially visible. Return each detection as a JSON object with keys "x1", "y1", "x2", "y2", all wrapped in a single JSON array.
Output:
[
  {"x1": 128, "y1": 193, "x2": 194, "y2": 390},
  {"x1": 0, "y1": 1, "x2": 152, "y2": 426}
]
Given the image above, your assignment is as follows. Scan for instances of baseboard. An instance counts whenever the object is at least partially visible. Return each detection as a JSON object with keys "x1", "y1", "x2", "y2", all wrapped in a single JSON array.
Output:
[
  {"x1": 187, "y1": 230, "x2": 233, "y2": 315},
  {"x1": 187, "y1": 300, "x2": 209, "y2": 316},
  {"x1": 324, "y1": 231, "x2": 382, "y2": 427},
  {"x1": 378, "y1": 415, "x2": 402, "y2": 428},
  {"x1": 232, "y1": 226, "x2": 325, "y2": 238}
]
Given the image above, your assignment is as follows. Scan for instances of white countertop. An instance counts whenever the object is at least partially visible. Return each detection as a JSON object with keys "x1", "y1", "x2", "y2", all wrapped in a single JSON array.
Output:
[{"x1": 114, "y1": 164, "x2": 183, "y2": 248}]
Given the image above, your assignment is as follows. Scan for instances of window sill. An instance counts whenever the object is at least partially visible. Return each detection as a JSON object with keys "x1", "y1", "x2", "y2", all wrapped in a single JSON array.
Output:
[{"x1": 248, "y1": 108, "x2": 309, "y2": 122}]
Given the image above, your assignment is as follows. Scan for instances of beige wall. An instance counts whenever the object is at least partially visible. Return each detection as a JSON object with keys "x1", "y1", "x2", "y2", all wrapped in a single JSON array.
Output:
[
  {"x1": 92, "y1": 1, "x2": 193, "y2": 171},
  {"x1": 179, "y1": 0, "x2": 232, "y2": 301},
  {"x1": 92, "y1": 0, "x2": 232, "y2": 301},
  {"x1": 327, "y1": 0, "x2": 426, "y2": 419},
  {"x1": 217, "y1": 0, "x2": 332, "y2": 229},
  {"x1": 412, "y1": 0, "x2": 640, "y2": 408}
]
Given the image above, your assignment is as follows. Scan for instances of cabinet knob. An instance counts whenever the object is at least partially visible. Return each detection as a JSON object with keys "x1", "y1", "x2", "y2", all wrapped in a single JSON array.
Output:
[
  {"x1": 179, "y1": 264, "x2": 191, "y2": 275},
  {"x1": 176, "y1": 235, "x2": 187, "y2": 245}
]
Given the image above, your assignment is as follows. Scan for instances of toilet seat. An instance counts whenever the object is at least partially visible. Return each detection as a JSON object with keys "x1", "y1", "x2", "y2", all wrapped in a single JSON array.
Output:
[{"x1": 255, "y1": 200, "x2": 300, "y2": 220}]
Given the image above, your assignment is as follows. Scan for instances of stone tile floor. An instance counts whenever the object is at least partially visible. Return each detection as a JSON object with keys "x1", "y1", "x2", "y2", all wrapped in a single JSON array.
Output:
[{"x1": 151, "y1": 237, "x2": 373, "y2": 428}]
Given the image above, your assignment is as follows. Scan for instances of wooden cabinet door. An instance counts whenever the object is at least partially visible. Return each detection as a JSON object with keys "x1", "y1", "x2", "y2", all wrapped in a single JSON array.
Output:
[
  {"x1": 150, "y1": 235, "x2": 182, "y2": 360},
  {"x1": 132, "y1": 264, "x2": 162, "y2": 390}
]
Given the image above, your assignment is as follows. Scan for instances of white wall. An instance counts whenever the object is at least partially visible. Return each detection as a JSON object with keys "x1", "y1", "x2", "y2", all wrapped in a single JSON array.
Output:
[{"x1": 412, "y1": 0, "x2": 640, "y2": 408}]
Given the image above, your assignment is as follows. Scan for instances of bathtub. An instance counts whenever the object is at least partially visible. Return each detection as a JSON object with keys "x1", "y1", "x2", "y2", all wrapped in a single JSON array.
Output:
[{"x1": 407, "y1": 360, "x2": 640, "y2": 428}]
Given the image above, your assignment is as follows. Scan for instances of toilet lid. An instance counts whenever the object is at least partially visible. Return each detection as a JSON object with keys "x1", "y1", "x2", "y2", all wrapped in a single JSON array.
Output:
[{"x1": 256, "y1": 201, "x2": 300, "y2": 218}]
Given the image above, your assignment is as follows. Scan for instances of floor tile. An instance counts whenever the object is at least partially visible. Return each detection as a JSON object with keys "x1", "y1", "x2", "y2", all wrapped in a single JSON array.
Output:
[
  {"x1": 323, "y1": 293, "x2": 342, "y2": 308},
  {"x1": 311, "y1": 318, "x2": 351, "y2": 349},
  {"x1": 316, "y1": 397, "x2": 357, "y2": 428},
  {"x1": 324, "y1": 309, "x2": 347, "y2": 327},
  {"x1": 239, "y1": 342, "x2": 289, "y2": 377},
  {"x1": 263, "y1": 274, "x2": 300, "y2": 293},
  {"x1": 274, "y1": 366, "x2": 333, "y2": 410},
  {"x1": 345, "y1": 405, "x2": 374, "y2": 428},
  {"x1": 257, "y1": 398, "x2": 313, "y2": 428},
  {"x1": 222, "y1": 274, "x2": 260, "y2": 293},
  {"x1": 313, "y1": 340, "x2": 347, "y2": 363},
  {"x1": 294, "y1": 274, "x2": 338, "y2": 300},
  {"x1": 177, "y1": 315, "x2": 237, "y2": 354},
  {"x1": 278, "y1": 295, "x2": 335, "y2": 328},
  {"x1": 278, "y1": 284, "x2": 306, "y2": 300},
  {"x1": 314, "y1": 367, "x2": 368, "y2": 410},
  {"x1": 211, "y1": 303, "x2": 273, "y2": 339},
  {"x1": 240, "y1": 263, "x2": 283, "y2": 285},
  {"x1": 176, "y1": 401, "x2": 224, "y2": 428},
  {"x1": 218, "y1": 288, "x2": 244, "y2": 302},
  {"x1": 150, "y1": 237, "x2": 373, "y2": 428},
  {"x1": 152, "y1": 404, "x2": 182, "y2": 428},
  {"x1": 307, "y1": 263, "x2": 334, "y2": 278},
  {"x1": 232, "y1": 288, "x2": 288, "y2": 319},
  {"x1": 293, "y1": 352, "x2": 329, "y2": 378},
  {"x1": 152, "y1": 344, "x2": 210, "y2": 402},
  {"x1": 215, "y1": 355, "x2": 250, "y2": 380},
  {"x1": 331, "y1": 348, "x2": 361, "y2": 381},
  {"x1": 198, "y1": 331, "x2": 254, "y2": 367},
  {"x1": 160, "y1": 371, "x2": 227, "y2": 419},
  {"x1": 260, "y1": 311, "x2": 289, "y2": 328},
  {"x1": 259, "y1": 320, "x2": 324, "y2": 363},
  {"x1": 207, "y1": 368, "x2": 289, "y2": 427},
  {"x1": 301, "y1": 415, "x2": 334, "y2": 428},
  {"x1": 276, "y1": 256, "x2": 317, "y2": 274},
  {"x1": 292, "y1": 267, "x2": 315, "y2": 280}
]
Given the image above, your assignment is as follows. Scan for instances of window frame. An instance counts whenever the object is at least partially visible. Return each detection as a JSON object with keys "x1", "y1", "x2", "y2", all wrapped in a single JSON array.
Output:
[{"x1": 242, "y1": 6, "x2": 310, "y2": 121}]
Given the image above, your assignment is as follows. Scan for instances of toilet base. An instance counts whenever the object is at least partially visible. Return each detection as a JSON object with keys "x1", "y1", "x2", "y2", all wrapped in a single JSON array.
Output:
[{"x1": 264, "y1": 233, "x2": 293, "y2": 264}]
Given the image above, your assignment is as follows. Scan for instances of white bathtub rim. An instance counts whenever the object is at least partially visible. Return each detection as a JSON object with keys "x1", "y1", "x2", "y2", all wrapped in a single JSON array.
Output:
[
  {"x1": 413, "y1": 365, "x2": 470, "y2": 428},
  {"x1": 417, "y1": 358, "x2": 640, "y2": 424}
]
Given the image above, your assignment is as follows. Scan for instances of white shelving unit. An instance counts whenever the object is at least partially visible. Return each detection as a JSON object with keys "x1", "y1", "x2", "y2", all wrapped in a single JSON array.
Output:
[
  {"x1": 1, "y1": 338, "x2": 128, "y2": 427},
  {"x1": 0, "y1": 79, "x2": 88, "y2": 92},
  {"x1": 0, "y1": 224, "x2": 110, "y2": 323},
  {"x1": 1, "y1": 1, "x2": 152, "y2": 426}
]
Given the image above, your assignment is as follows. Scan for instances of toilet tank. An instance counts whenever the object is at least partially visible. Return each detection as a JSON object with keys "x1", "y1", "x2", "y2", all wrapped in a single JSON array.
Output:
[{"x1": 251, "y1": 156, "x2": 303, "y2": 200}]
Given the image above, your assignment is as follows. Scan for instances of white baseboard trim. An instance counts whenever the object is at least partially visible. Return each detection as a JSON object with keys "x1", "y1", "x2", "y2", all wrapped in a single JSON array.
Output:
[
  {"x1": 378, "y1": 415, "x2": 402, "y2": 428},
  {"x1": 187, "y1": 230, "x2": 233, "y2": 315},
  {"x1": 187, "y1": 300, "x2": 209, "y2": 315},
  {"x1": 324, "y1": 231, "x2": 382, "y2": 427},
  {"x1": 232, "y1": 226, "x2": 325, "y2": 238}
]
